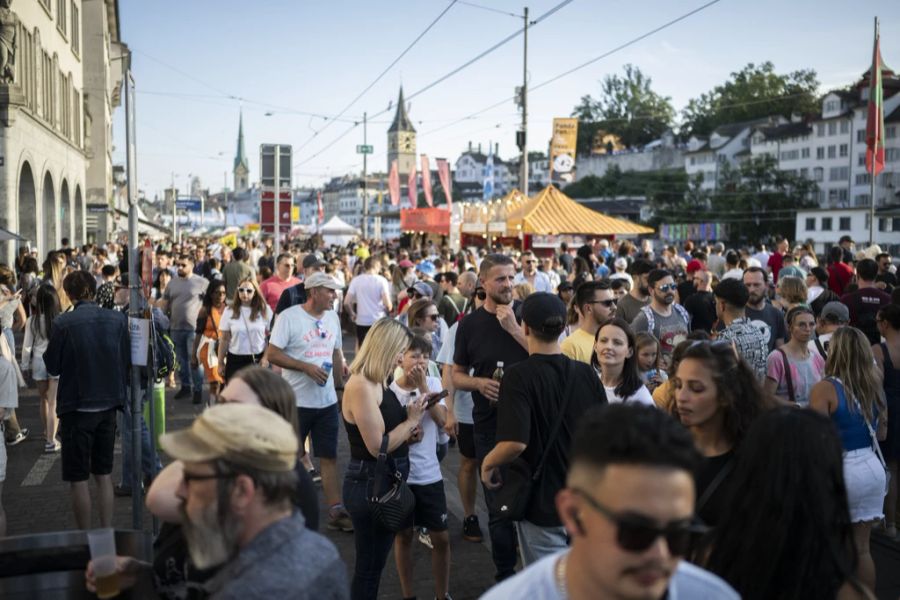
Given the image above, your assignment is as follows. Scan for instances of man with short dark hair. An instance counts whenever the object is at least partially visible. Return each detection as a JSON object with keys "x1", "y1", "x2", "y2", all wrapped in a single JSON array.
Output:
[
  {"x1": 482, "y1": 404, "x2": 738, "y2": 599},
  {"x1": 260, "y1": 253, "x2": 300, "y2": 312},
  {"x1": 514, "y1": 251, "x2": 552, "y2": 293},
  {"x1": 742, "y1": 266, "x2": 786, "y2": 352},
  {"x1": 617, "y1": 259, "x2": 653, "y2": 323},
  {"x1": 684, "y1": 269, "x2": 716, "y2": 334},
  {"x1": 159, "y1": 255, "x2": 209, "y2": 403},
  {"x1": 810, "y1": 301, "x2": 849, "y2": 361},
  {"x1": 714, "y1": 278, "x2": 768, "y2": 379},
  {"x1": 827, "y1": 245, "x2": 854, "y2": 295},
  {"x1": 806, "y1": 266, "x2": 839, "y2": 317},
  {"x1": 437, "y1": 270, "x2": 466, "y2": 325},
  {"x1": 482, "y1": 293, "x2": 606, "y2": 564},
  {"x1": 767, "y1": 237, "x2": 789, "y2": 282},
  {"x1": 876, "y1": 252, "x2": 897, "y2": 292},
  {"x1": 45, "y1": 271, "x2": 130, "y2": 529},
  {"x1": 343, "y1": 256, "x2": 392, "y2": 347},
  {"x1": 840, "y1": 258, "x2": 891, "y2": 344},
  {"x1": 222, "y1": 246, "x2": 254, "y2": 300},
  {"x1": 274, "y1": 253, "x2": 327, "y2": 315},
  {"x1": 631, "y1": 269, "x2": 691, "y2": 367},
  {"x1": 561, "y1": 281, "x2": 616, "y2": 364}
]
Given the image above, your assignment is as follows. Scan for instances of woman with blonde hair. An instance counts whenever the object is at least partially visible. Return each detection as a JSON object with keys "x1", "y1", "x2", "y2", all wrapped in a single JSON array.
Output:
[
  {"x1": 42, "y1": 251, "x2": 71, "y2": 311},
  {"x1": 341, "y1": 318, "x2": 429, "y2": 599},
  {"x1": 216, "y1": 277, "x2": 271, "y2": 382},
  {"x1": 810, "y1": 326, "x2": 888, "y2": 592}
]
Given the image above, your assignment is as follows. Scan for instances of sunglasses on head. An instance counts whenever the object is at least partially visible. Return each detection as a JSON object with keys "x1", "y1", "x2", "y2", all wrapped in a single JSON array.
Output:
[
  {"x1": 314, "y1": 319, "x2": 328, "y2": 339},
  {"x1": 571, "y1": 488, "x2": 704, "y2": 556}
]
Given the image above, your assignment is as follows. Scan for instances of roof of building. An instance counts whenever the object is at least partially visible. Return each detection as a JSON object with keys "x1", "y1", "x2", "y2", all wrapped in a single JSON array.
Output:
[
  {"x1": 711, "y1": 116, "x2": 774, "y2": 139},
  {"x1": 507, "y1": 185, "x2": 653, "y2": 236},
  {"x1": 234, "y1": 110, "x2": 249, "y2": 171},
  {"x1": 388, "y1": 87, "x2": 416, "y2": 133},
  {"x1": 755, "y1": 121, "x2": 813, "y2": 141},
  {"x1": 684, "y1": 141, "x2": 710, "y2": 155}
]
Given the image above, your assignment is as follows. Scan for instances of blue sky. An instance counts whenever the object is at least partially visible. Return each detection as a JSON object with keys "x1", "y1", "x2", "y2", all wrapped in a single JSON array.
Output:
[{"x1": 116, "y1": 0, "x2": 900, "y2": 198}]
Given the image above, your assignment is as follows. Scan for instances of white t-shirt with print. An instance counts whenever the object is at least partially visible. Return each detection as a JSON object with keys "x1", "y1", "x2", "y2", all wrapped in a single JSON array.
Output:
[
  {"x1": 219, "y1": 305, "x2": 272, "y2": 355},
  {"x1": 390, "y1": 376, "x2": 445, "y2": 486},
  {"x1": 269, "y1": 305, "x2": 342, "y2": 409}
]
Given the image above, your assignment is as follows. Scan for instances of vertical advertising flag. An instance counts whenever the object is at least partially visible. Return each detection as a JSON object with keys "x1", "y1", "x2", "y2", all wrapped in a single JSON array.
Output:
[
  {"x1": 483, "y1": 143, "x2": 495, "y2": 200},
  {"x1": 408, "y1": 163, "x2": 418, "y2": 208},
  {"x1": 421, "y1": 155, "x2": 434, "y2": 207},
  {"x1": 866, "y1": 23, "x2": 885, "y2": 177},
  {"x1": 316, "y1": 190, "x2": 324, "y2": 225},
  {"x1": 389, "y1": 160, "x2": 400, "y2": 207},
  {"x1": 549, "y1": 117, "x2": 579, "y2": 184},
  {"x1": 436, "y1": 158, "x2": 452, "y2": 211}
]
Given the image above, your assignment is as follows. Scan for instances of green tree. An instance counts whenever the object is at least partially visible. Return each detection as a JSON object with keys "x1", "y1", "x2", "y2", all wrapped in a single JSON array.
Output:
[
  {"x1": 680, "y1": 62, "x2": 819, "y2": 138},
  {"x1": 571, "y1": 65, "x2": 675, "y2": 154}
]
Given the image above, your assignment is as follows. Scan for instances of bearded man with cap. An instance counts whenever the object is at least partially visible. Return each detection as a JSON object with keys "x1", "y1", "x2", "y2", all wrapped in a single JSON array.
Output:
[
  {"x1": 160, "y1": 403, "x2": 348, "y2": 599},
  {"x1": 481, "y1": 292, "x2": 606, "y2": 565}
]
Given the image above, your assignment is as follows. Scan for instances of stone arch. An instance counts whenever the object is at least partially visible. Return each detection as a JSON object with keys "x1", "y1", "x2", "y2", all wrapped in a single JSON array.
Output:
[
  {"x1": 74, "y1": 185, "x2": 84, "y2": 245},
  {"x1": 60, "y1": 179, "x2": 71, "y2": 244},
  {"x1": 17, "y1": 162, "x2": 37, "y2": 251},
  {"x1": 42, "y1": 171, "x2": 56, "y2": 252}
]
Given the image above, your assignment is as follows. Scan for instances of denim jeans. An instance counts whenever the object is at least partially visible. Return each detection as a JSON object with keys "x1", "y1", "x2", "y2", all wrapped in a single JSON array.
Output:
[
  {"x1": 170, "y1": 329, "x2": 202, "y2": 391},
  {"x1": 119, "y1": 389, "x2": 161, "y2": 489},
  {"x1": 474, "y1": 426, "x2": 518, "y2": 581},
  {"x1": 516, "y1": 520, "x2": 569, "y2": 566},
  {"x1": 343, "y1": 456, "x2": 410, "y2": 600}
]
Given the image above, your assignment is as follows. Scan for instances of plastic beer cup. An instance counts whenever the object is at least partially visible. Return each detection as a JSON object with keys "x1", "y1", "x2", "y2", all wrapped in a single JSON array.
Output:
[{"x1": 87, "y1": 528, "x2": 120, "y2": 599}]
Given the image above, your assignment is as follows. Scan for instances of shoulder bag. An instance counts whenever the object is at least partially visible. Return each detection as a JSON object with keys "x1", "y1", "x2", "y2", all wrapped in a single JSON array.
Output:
[
  {"x1": 369, "y1": 434, "x2": 416, "y2": 532},
  {"x1": 493, "y1": 360, "x2": 576, "y2": 521},
  {"x1": 240, "y1": 309, "x2": 258, "y2": 364},
  {"x1": 844, "y1": 379, "x2": 891, "y2": 495},
  {"x1": 776, "y1": 348, "x2": 796, "y2": 404}
]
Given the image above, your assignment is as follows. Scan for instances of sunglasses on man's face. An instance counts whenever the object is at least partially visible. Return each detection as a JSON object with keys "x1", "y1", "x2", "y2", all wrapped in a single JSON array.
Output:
[
  {"x1": 588, "y1": 299, "x2": 617, "y2": 308},
  {"x1": 571, "y1": 488, "x2": 703, "y2": 556},
  {"x1": 657, "y1": 283, "x2": 677, "y2": 292}
]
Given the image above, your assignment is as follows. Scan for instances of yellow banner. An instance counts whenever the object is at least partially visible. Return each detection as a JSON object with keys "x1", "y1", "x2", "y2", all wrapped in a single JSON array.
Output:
[
  {"x1": 291, "y1": 206, "x2": 300, "y2": 222},
  {"x1": 220, "y1": 233, "x2": 237, "y2": 249},
  {"x1": 550, "y1": 117, "x2": 579, "y2": 184}
]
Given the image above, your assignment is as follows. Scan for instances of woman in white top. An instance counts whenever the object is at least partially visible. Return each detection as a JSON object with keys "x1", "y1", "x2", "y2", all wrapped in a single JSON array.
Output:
[
  {"x1": 590, "y1": 318, "x2": 655, "y2": 405},
  {"x1": 20, "y1": 284, "x2": 61, "y2": 452},
  {"x1": 217, "y1": 278, "x2": 271, "y2": 382}
]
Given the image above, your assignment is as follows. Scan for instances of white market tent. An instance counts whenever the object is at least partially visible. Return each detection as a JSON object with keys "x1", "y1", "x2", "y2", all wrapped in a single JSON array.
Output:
[{"x1": 320, "y1": 216, "x2": 360, "y2": 247}]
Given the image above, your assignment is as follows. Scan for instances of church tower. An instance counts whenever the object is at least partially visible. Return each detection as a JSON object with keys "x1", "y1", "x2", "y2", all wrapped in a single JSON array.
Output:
[
  {"x1": 387, "y1": 87, "x2": 416, "y2": 176},
  {"x1": 233, "y1": 110, "x2": 250, "y2": 192}
]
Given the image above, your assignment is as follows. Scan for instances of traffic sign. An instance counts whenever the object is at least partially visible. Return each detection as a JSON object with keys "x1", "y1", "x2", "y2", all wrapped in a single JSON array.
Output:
[{"x1": 356, "y1": 145, "x2": 374, "y2": 154}]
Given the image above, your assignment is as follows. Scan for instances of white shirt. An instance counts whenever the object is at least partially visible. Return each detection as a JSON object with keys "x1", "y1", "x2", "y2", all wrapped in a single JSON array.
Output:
[
  {"x1": 346, "y1": 273, "x2": 391, "y2": 326},
  {"x1": 603, "y1": 383, "x2": 656, "y2": 406},
  {"x1": 390, "y1": 376, "x2": 445, "y2": 486},
  {"x1": 435, "y1": 322, "x2": 474, "y2": 425},
  {"x1": 807, "y1": 285, "x2": 825, "y2": 304},
  {"x1": 514, "y1": 270, "x2": 552, "y2": 293},
  {"x1": 481, "y1": 550, "x2": 739, "y2": 600},
  {"x1": 219, "y1": 305, "x2": 271, "y2": 355},
  {"x1": 809, "y1": 331, "x2": 834, "y2": 362},
  {"x1": 269, "y1": 305, "x2": 342, "y2": 408},
  {"x1": 721, "y1": 268, "x2": 744, "y2": 281}
]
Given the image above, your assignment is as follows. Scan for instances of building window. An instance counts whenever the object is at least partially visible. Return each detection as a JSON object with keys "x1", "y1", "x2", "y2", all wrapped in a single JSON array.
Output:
[
  {"x1": 825, "y1": 100, "x2": 839, "y2": 113},
  {"x1": 57, "y1": 0, "x2": 67, "y2": 38},
  {"x1": 800, "y1": 167, "x2": 808, "y2": 178},
  {"x1": 817, "y1": 147, "x2": 825, "y2": 160},
  {"x1": 888, "y1": 126, "x2": 897, "y2": 139},
  {"x1": 887, "y1": 148, "x2": 900, "y2": 163},
  {"x1": 828, "y1": 145, "x2": 836, "y2": 159},
  {"x1": 829, "y1": 167, "x2": 849, "y2": 181},
  {"x1": 894, "y1": 218, "x2": 900, "y2": 233},
  {"x1": 839, "y1": 144, "x2": 848, "y2": 158},
  {"x1": 828, "y1": 122, "x2": 837, "y2": 136},
  {"x1": 857, "y1": 129, "x2": 866, "y2": 143},
  {"x1": 780, "y1": 150, "x2": 799, "y2": 161},
  {"x1": 814, "y1": 167, "x2": 824, "y2": 182},
  {"x1": 880, "y1": 217, "x2": 888, "y2": 232},
  {"x1": 838, "y1": 189, "x2": 848, "y2": 203},
  {"x1": 839, "y1": 217, "x2": 851, "y2": 230},
  {"x1": 71, "y1": 2, "x2": 79, "y2": 55},
  {"x1": 817, "y1": 123, "x2": 825, "y2": 137},
  {"x1": 856, "y1": 194, "x2": 871, "y2": 207},
  {"x1": 801, "y1": 147, "x2": 810, "y2": 159},
  {"x1": 856, "y1": 173, "x2": 871, "y2": 185},
  {"x1": 859, "y1": 153, "x2": 867, "y2": 167},
  {"x1": 690, "y1": 157, "x2": 695, "y2": 166},
  {"x1": 822, "y1": 217, "x2": 833, "y2": 231},
  {"x1": 840, "y1": 120, "x2": 850, "y2": 134},
  {"x1": 805, "y1": 217, "x2": 816, "y2": 231}
]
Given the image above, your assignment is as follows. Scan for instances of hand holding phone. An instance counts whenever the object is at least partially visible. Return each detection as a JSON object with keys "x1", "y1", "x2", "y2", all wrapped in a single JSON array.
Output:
[{"x1": 424, "y1": 389, "x2": 449, "y2": 409}]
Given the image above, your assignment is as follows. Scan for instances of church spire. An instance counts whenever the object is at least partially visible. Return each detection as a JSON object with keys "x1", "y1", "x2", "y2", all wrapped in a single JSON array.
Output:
[
  {"x1": 388, "y1": 86, "x2": 415, "y2": 133},
  {"x1": 234, "y1": 110, "x2": 249, "y2": 172}
]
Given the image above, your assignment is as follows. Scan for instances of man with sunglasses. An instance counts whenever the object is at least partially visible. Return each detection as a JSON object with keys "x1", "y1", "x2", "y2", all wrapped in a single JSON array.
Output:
[
  {"x1": 159, "y1": 255, "x2": 209, "y2": 403},
  {"x1": 514, "y1": 251, "x2": 552, "y2": 293},
  {"x1": 631, "y1": 270, "x2": 691, "y2": 369},
  {"x1": 482, "y1": 404, "x2": 738, "y2": 600},
  {"x1": 562, "y1": 281, "x2": 617, "y2": 364}
]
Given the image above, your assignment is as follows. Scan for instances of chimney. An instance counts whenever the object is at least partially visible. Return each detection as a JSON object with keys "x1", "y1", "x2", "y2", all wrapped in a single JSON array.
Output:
[
  {"x1": 478, "y1": 143, "x2": 482, "y2": 154},
  {"x1": 495, "y1": 143, "x2": 499, "y2": 156},
  {"x1": 468, "y1": 141, "x2": 472, "y2": 152}
]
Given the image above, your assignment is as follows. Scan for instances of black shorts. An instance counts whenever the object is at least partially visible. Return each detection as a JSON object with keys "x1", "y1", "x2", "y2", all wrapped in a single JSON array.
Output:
[
  {"x1": 409, "y1": 481, "x2": 449, "y2": 531},
  {"x1": 457, "y1": 422, "x2": 475, "y2": 459},
  {"x1": 60, "y1": 409, "x2": 118, "y2": 482},
  {"x1": 297, "y1": 404, "x2": 339, "y2": 459},
  {"x1": 356, "y1": 325, "x2": 372, "y2": 347}
]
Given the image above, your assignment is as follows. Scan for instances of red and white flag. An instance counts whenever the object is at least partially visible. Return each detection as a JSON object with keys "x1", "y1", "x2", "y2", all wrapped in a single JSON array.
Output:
[
  {"x1": 436, "y1": 158, "x2": 452, "y2": 211},
  {"x1": 866, "y1": 21, "x2": 886, "y2": 177},
  {"x1": 407, "y1": 163, "x2": 418, "y2": 208},
  {"x1": 389, "y1": 160, "x2": 400, "y2": 207},
  {"x1": 421, "y1": 155, "x2": 434, "y2": 207},
  {"x1": 316, "y1": 190, "x2": 324, "y2": 225}
]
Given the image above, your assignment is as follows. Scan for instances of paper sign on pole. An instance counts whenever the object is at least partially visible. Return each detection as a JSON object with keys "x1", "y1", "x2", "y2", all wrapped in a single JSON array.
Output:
[
  {"x1": 549, "y1": 118, "x2": 579, "y2": 184},
  {"x1": 129, "y1": 317, "x2": 150, "y2": 367}
]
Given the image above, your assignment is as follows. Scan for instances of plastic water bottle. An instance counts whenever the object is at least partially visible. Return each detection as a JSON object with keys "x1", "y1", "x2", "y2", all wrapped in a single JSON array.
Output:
[{"x1": 319, "y1": 361, "x2": 333, "y2": 387}]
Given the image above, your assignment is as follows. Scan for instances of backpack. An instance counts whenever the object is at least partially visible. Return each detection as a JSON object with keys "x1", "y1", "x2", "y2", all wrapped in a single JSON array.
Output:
[
  {"x1": 640, "y1": 303, "x2": 692, "y2": 334},
  {"x1": 150, "y1": 318, "x2": 178, "y2": 380}
]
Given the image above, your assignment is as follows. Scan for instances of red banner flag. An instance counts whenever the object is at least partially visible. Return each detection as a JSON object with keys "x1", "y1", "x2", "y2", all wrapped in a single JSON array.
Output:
[
  {"x1": 389, "y1": 160, "x2": 400, "y2": 207},
  {"x1": 316, "y1": 190, "x2": 324, "y2": 225},
  {"x1": 866, "y1": 24, "x2": 885, "y2": 176},
  {"x1": 407, "y1": 163, "x2": 418, "y2": 208},
  {"x1": 421, "y1": 155, "x2": 433, "y2": 208},
  {"x1": 436, "y1": 158, "x2": 452, "y2": 211}
]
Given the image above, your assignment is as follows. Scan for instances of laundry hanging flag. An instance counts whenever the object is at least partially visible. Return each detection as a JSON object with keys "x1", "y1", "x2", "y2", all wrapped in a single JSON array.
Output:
[{"x1": 866, "y1": 18, "x2": 886, "y2": 176}]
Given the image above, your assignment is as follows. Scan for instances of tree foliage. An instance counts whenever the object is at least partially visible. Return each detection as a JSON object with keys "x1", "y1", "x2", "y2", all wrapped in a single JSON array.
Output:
[
  {"x1": 680, "y1": 62, "x2": 819, "y2": 138},
  {"x1": 571, "y1": 65, "x2": 675, "y2": 154}
]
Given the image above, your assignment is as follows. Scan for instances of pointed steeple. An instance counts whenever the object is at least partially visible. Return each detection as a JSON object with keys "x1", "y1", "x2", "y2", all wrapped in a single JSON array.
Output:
[
  {"x1": 388, "y1": 86, "x2": 416, "y2": 133},
  {"x1": 234, "y1": 110, "x2": 249, "y2": 171}
]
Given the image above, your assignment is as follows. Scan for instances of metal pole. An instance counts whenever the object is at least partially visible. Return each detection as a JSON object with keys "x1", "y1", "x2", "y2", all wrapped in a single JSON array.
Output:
[
  {"x1": 869, "y1": 16, "x2": 880, "y2": 247},
  {"x1": 274, "y1": 146, "x2": 281, "y2": 254},
  {"x1": 224, "y1": 172, "x2": 228, "y2": 228},
  {"x1": 520, "y1": 7, "x2": 529, "y2": 194},
  {"x1": 124, "y1": 67, "x2": 143, "y2": 529},
  {"x1": 363, "y1": 112, "x2": 369, "y2": 239}
]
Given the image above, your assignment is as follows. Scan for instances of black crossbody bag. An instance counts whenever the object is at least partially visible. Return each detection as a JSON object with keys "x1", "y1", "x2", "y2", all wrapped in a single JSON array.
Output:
[
  {"x1": 493, "y1": 361, "x2": 575, "y2": 521},
  {"x1": 369, "y1": 434, "x2": 416, "y2": 532}
]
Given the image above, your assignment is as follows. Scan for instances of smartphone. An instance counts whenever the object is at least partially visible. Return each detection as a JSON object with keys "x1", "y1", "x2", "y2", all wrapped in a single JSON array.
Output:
[{"x1": 425, "y1": 389, "x2": 450, "y2": 408}]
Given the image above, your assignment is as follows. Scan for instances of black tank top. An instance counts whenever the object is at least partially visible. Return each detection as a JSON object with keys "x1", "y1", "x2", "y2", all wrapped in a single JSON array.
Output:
[{"x1": 345, "y1": 386, "x2": 409, "y2": 461}]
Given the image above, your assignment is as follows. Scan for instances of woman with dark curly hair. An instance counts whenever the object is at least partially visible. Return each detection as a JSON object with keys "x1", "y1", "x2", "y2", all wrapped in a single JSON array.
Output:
[{"x1": 671, "y1": 340, "x2": 772, "y2": 527}]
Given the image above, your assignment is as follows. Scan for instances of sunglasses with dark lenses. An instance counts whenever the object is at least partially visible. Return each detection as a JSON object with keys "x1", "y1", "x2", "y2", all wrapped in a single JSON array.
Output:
[
  {"x1": 589, "y1": 299, "x2": 618, "y2": 307},
  {"x1": 238, "y1": 288, "x2": 255, "y2": 294},
  {"x1": 657, "y1": 283, "x2": 677, "y2": 292},
  {"x1": 427, "y1": 314, "x2": 440, "y2": 321},
  {"x1": 475, "y1": 289, "x2": 487, "y2": 300},
  {"x1": 572, "y1": 488, "x2": 704, "y2": 556}
]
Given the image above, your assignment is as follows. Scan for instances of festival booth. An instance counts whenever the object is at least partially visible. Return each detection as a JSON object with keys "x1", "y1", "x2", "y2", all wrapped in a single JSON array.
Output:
[
  {"x1": 320, "y1": 216, "x2": 360, "y2": 247},
  {"x1": 459, "y1": 189, "x2": 529, "y2": 248},
  {"x1": 400, "y1": 207, "x2": 452, "y2": 249},
  {"x1": 504, "y1": 185, "x2": 654, "y2": 254}
]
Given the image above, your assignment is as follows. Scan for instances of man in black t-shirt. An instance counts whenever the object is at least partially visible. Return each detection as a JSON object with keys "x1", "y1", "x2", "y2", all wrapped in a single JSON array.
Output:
[
  {"x1": 482, "y1": 293, "x2": 606, "y2": 565},
  {"x1": 841, "y1": 258, "x2": 891, "y2": 344},
  {"x1": 876, "y1": 253, "x2": 898, "y2": 293},
  {"x1": 453, "y1": 253, "x2": 529, "y2": 582}
]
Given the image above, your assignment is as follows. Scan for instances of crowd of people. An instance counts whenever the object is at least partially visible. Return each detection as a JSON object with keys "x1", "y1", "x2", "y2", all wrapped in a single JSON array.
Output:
[{"x1": 0, "y1": 231, "x2": 898, "y2": 599}]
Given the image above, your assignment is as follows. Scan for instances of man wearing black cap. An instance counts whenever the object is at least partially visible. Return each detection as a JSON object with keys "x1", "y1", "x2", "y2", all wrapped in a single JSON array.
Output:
[{"x1": 481, "y1": 292, "x2": 606, "y2": 565}]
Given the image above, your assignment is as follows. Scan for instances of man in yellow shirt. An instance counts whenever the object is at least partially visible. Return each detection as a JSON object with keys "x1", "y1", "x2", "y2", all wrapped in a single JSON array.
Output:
[{"x1": 561, "y1": 281, "x2": 617, "y2": 363}]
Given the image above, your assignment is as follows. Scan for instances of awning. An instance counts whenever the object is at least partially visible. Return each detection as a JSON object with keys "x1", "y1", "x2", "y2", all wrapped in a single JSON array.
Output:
[
  {"x1": 507, "y1": 186, "x2": 654, "y2": 236},
  {"x1": 0, "y1": 227, "x2": 27, "y2": 242},
  {"x1": 400, "y1": 207, "x2": 450, "y2": 235}
]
